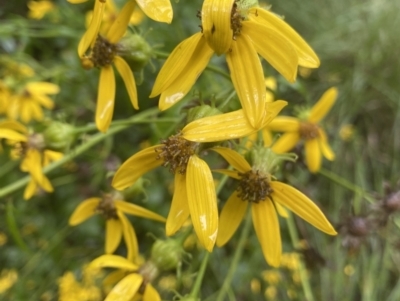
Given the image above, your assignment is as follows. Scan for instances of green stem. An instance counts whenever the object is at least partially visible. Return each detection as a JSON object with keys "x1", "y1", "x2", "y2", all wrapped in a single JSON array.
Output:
[
  {"x1": 6, "y1": 201, "x2": 30, "y2": 253},
  {"x1": 190, "y1": 252, "x2": 210, "y2": 299},
  {"x1": 286, "y1": 213, "x2": 314, "y2": 301},
  {"x1": 318, "y1": 168, "x2": 375, "y2": 203},
  {"x1": 215, "y1": 209, "x2": 252, "y2": 301},
  {"x1": 0, "y1": 108, "x2": 159, "y2": 199}
]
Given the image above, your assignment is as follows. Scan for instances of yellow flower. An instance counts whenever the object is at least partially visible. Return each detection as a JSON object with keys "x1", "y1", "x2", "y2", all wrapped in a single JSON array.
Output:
[
  {"x1": 27, "y1": 1, "x2": 55, "y2": 20},
  {"x1": 81, "y1": 1, "x2": 140, "y2": 132},
  {"x1": 0, "y1": 82, "x2": 11, "y2": 115},
  {"x1": 7, "y1": 81, "x2": 59, "y2": 123},
  {"x1": 69, "y1": 193, "x2": 166, "y2": 261},
  {"x1": 270, "y1": 87, "x2": 338, "y2": 173},
  {"x1": 77, "y1": 0, "x2": 173, "y2": 58},
  {"x1": 112, "y1": 101, "x2": 286, "y2": 251},
  {"x1": 90, "y1": 255, "x2": 161, "y2": 301},
  {"x1": 212, "y1": 147, "x2": 336, "y2": 267},
  {"x1": 0, "y1": 269, "x2": 18, "y2": 294},
  {"x1": 151, "y1": 0, "x2": 319, "y2": 128}
]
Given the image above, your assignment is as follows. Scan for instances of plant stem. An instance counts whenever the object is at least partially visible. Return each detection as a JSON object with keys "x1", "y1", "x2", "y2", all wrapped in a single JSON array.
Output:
[
  {"x1": 215, "y1": 209, "x2": 252, "y2": 301},
  {"x1": 286, "y1": 212, "x2": 314, "y2": 301},
  {"x1": 0, "y1": 108, "x2": 159, "y2": 199},
  {"x1": 6, "y1": 201, "x2": 30, "y2": 253},
  {"x1": 190, "y1": 251, "x2": 210, "y2": 299}
]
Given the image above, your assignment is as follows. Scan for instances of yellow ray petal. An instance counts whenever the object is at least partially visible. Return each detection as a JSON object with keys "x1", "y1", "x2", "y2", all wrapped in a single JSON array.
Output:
[
  {"x1": 0, "y1": 129, "x2": 27, "y2": 142},
  {"x1": 143, "y1": 284, "x2": 161, "y2": 301},
  {"x1": 201, "y1": 0, "x2": 234, "y2": 55},
  {"x1": 106, "y1": 0, "x2": 136, "y2": 43},
  {"x1": 105, "y1": 219, "x2": 123, "y2": 254},
  {"x1": 186, "y1": 155, "x2": 218, "y2": 252},
  {"x1": 78, "y1": 0, "x2": 105, "y2": 57},
  {"x1": 26, "y1": 82, "x2": 60, "y2": 95},
  {"x1": 268, "y1": 116, "x2": 300, "y2": 132},
  {"x1": 318, "y1": 129, "x2": 335, "y2": 161},
  {"x1": 112, "y1": 145, "x2": 162, "y2": 190},
  {"x1": 226, "y1": 36, "x2": 266, "y2": 128},
  {"x1": 305, "y1": 138, "x2": 321, "y2": 173},
  {"x1": 96, "y1": 66, "x2": 115, "y2": 133},
  {"x1": 38, "y1": 174, "x2": 53, "y2": 193},
  {"x1": 249, "y1": 8, "x2": 320, "y2": 68},
  {"x1": 212, "y1": 147, "x2": 251, "y2": 173},
  {"x1": 69, "y1": 198, "x2": 100, "y2": 226},
  {"x1": 90, "y1": 254, "x2": 138, "y2": 270},
  {"x1": 166, "y1": 173, "x2": 190, "y2": 236},
  {"x1": 261, "y1": 101, "x2": 288, "y2": 127},
  {"x1": 135, "y1": 0, "x2": 172, "y2": 23},
  {"x1": 115, "y1": 200, "x2": 166, "y2": 222},
  {"x1": 158, "y1": 37, "x2": 213, "y2": 111},
  {"x1": 242, "y1": 22, "x2": 298, "y2": 83},
  {"x1": 23, "y1": 180, "x2": 37, "y2": 200},
  {"x1": 0, "y1": 120, "x2": 28, "y2": 133},
  {"x1": 34, "y1": 94, "x2": 54, "y2": 109},
  {"x1": 105, "y1": 273, "x2": 142, "y2": 301},
  {"x1": 271, "y1": 132, "x2": 300, "y2": 154},
  {"x1": 212, "y1": 169, "x2": 241, "y2": 180},
  {"x1": 308, "y1": 87, "x2": 338, "y2": 124},
  {"x1": 103, "y1": 270, "x2": 126, "y2": 287},
  {"x1": 252, "y1": 201, "x2": 281, "y2": 267},
  {"x1": 117, "y1": 211, "x2": 139, "y2": 262},
  {"x1": 114, "y1": 56, "x2": 138, "y2": 109},
  {"x1": 216, "y1": 192, "x2": 248, "y2": 246},
  {"x1": 151, "y1": 33, "x2": 204, "y2": 97},
  {"x1": 271, "y1": 181, "x2": 337, "y2": 235},
  {"x1": 275, "y1": 202, "x2": 288, "y2": 218}
]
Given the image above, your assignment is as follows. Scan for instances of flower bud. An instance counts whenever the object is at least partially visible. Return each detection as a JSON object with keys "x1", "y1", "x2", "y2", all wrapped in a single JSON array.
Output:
[
  {"x1": 186, "y1": 104, "x2": 222, "y2": 123},
  {"x1": 43, "y1": 121, "x2": 75, "y2": 151},
  {"x1": 151, "y1": 238, "x2": 184, "y2": 271},
  {"x1": 117, "y1": 34, "x2": 152, "y2": 72}
]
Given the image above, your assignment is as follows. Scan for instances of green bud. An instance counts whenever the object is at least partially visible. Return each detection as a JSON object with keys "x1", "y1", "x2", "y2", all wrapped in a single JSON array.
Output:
[
  {"x1": 151, "y1": 238, "x2": 184, "y2": 271},
  {"x1": 117, "y1": 34, "x2": 152, "y2": 72},
  {"x1": 186, "y1": 105, "x2": 222, "y2": 123},
  {"x1": 43, "y1": 121, "x2": 75, "y2": 151}
]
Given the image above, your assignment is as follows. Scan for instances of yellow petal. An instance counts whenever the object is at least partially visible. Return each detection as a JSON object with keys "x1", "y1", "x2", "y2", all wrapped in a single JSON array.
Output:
[
  {"x1": 166, "y1": 173, "x2": 190, "y2": 236},
  {"x1": 268, "y1": 116, "x2": 300, "y2": 132},
  {"x1": 90, "y1": 254, "x2": 138, "y2": 270},
  {"x1": 318, "y1": 130, "x2": 335, "y2": 161},
  {"x1": 212, "y1": 147, "x2": 251, "y2": 173},
  {"x1": 252, "y1": 201, "x2": 281, "y2": 267},
  {"x1": 34, "y1": 95, "x2": 54, "y2": 109},
  {"x1": 69, "y1": 198, "x2": 100, "y2": 226},
  {"x1": 249, "y1": 7, "x2": 320, "y2": 68},
  {"x1": 201, "y1": 0, "x2": 234, "y2": 55},
  {"x1": 305, "y1": 138, "x2": 321, "y2": 173},
  {"x1": 158, "y1": 36, "x2": 213, "y2": 111},
  {"x1": 23, "y1": 180, "x2": 37, "y2": 200},
  {"x1": 68, "y1": 0, "x2": 88, "y2": 3},
  {"x1": 275, "y1": 202, "x2": 288, "y2": 218},
  {"x1": 271, "y1": 132, "x2": 300, "y2": 154},
  {"x1": 271, "y1": 181, "x2": 337, "y2": 235},
  {"x1": 96, "y1": 66, "x2": 115, "y2": 133},
  {"x1": 212, "y1": 169, "x2": 241, "y2": 180},
  {"x1": 0, "y1": 120, "x2": 28, "y2": 133},
  {"x1": 308, "y1": 87, "x2": 338, "y2": 124},
  {"x1": 114, "y1": 56, "x2": 138, "y2": 110},
  {"x1": 262, "y1": 129, "x2": 273, "y2": 147},
  {"x1": 143, "y1": 284, "x2": 161, "y2": 301},
  {"x1": 78, "y1": 0, "x2": 105, "y2": 57},
  {"x1": 115, "y1": 200, "x2": 166, "y2": 222},
  {"x1": 26, "y1": 82, "x2": 60, "y2": 95},
  {"x1": 186, "y1": 155, "x2": 218, "y2": 252},
  {"x1": 103, "y1": 270, "x2": 126, "y2": 287},
  {"x1": 226, "y1": 36, "x2": 265, "y2": 128},
  {"x1": 242, "y1": 21, "x2": 298, "y2": 83},
  {"x1": 216, "y1": 192, "x2": 248, "y2": 246},
  {"x1": 106, "y1": 0, "x2": 136, "y2": 43},
  {"x1": 112, "y1": 145, "x2": 162, "y2": 190},
  {"x1": 117, "y1": 211, "x2": 139, "y2": 262},
  {"x1": 105, "y1": 273, "x2": 143, "y2": 301},
  {"x1": 135, "y1": 0, "x2": 173, "y2": 23},
  {"x1": 0, "y1": 129, "x2": 27, "y2": 142},
  {"x1": 105, "y1": 219, "x2": 123, "y2": 254}
]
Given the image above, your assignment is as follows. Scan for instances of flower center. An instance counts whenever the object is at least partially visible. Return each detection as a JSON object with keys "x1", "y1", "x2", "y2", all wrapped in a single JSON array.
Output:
[
  {"x1": 299, "y1": 122, "x2": 320, "y2": 140},
  {"x1": 155, "y1": 134, "x2": 198, "y2": 174},
  {"x1": 96, "y1": 194, "x2": 118, "y2": 219},
  {"x1": 90, "y1": 35, "x2": 117, "y2": 67},
  {"x1": 237, "y1": 170, "x2": 274, "y2": 203}
]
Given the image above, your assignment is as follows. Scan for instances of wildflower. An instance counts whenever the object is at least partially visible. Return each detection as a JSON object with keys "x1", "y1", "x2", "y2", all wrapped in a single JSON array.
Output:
[
  {"x1": 270, "y1": 87, "x2": 338, "y2": 173},
  {"x1": 213, "y1": 146, "x2": 336, "y2": 266},
  {"x1": 81, "y1": 1, "x2": 139, "y2": 132},
  {"x1": 90, "y1": 254, "x2": 161, "y2": 301},
  {"x1": 0, "y1": 269, "x2": 18, "y2": 294},
  {"x1": 69, "y1": 192, "x2": 166, "y2": 261},
  {"x1": 27, "y1": 1, "x2": 55, "y2": 20},
  {"x1": 151, "y1": 0, "x2": 319, "y2": 128},
  {"x1": 112, "y1": 101, "x2": 285, "y2": 251}
]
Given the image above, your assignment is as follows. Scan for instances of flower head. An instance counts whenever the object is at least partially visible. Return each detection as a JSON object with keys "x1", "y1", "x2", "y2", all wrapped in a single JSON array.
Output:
[
  {"x1": 270, "y1": 87, "x2": 338, "y2": 172},
  {"x1": 27, "y1": 1, "x2": 55, "y2": 20},
  {"x1": 213, "y1": 146, "x2": 336, "y2": 266}
]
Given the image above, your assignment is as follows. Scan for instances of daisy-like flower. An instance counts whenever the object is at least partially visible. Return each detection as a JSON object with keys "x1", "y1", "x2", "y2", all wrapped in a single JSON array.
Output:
[
  {"x1": 89, "y1": 255, "x2": 161, "y2": 301},
  {"x1": 270, "y1": 87, "x2": 338, "y2": 173},
  {"x1": 76, "y1": 0, "x2": 173, "y2": 58},
  {"x1": 212, "y1": 146, "x2": 337, "y2": 266},
  {"x1": 69, "y1": 192, "x2": 166, "y2": 261},
  {"x1": 81, "y1": 1, "x2": 141, "y2": 132},
  {"x1": 7, "y1": 81, "x2": 59, "y2": 123},
  {"x1": 27, "y1": 1, "x2": 55, "y2": 20},
  {"x1": 112, "y1": 101, "x2": 286, "y2": 251},
  {"x1": 150, "y1": 0, "x2": 319, "y2": 128}
]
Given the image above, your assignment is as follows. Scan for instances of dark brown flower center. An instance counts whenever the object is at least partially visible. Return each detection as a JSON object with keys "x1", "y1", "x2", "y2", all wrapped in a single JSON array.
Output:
[
  {"x1": 231, "y1": 2, "x2": 244, "y2": 40},
  {"x1": 299, "y1": 122, "x2": 320, "y2": 140},
  {"x1": 96, "y1": 194, "x2": 118, "y2": 219},
  {"x1": 237, "y1": 170, "x2": 273, "y2": 203},
  {"x1": 90, "y1": 35, "x2": 117, "y2": 67}
]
